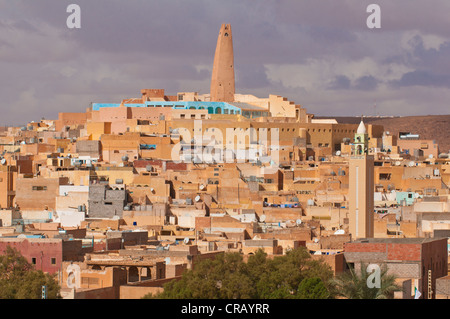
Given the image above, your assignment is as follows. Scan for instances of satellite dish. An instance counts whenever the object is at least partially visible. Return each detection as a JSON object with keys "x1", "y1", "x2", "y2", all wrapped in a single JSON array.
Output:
[
  {"x1": 313, "y1": 250, "x2": 322, "y2": 255},
  {"x1": 334, "y1": 229, "x2": 345, "y2": 235},
  {"x1": 409, "y1": 161, "x2": 415, "y2": 167},
  {"x1": 259, "y1": 214, "x2": 266, "y2": 222},
  {"x1": 395, "y1": 161, "x2": 401, "y2": 166},
  {"x1": 199, "y1": 184, "x2": 205, "y2": 190},
  {"x1": 428, "y1": 154, "x2": 434, "y2": 159},
  {"x1": 336, "y1": 150, "x2": 341, "y2": 156},
  {"x1": 296, "y1": 219, "x2": 302, "y2": 225},
  {"x1": 0, "y1": 158, "x2": 6, "y2": 165},
  {"x1": 164, "y1": 257, "x2": 171, "y2": 265},
  {"x1": 150, "y1": 188, "x2": 155, "y2": 192},
  {"x1": 195, "y1": 195, "x2": 201, "y2": 202},
  {"x1": 183, "y1": 237, "x2": 190, "y2": 244}
]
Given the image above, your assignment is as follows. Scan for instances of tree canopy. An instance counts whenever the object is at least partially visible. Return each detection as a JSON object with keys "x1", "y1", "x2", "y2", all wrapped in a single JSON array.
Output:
[
  {"x1": 145, "y1": 247, "x2": 335, "y2": 299},
  {"x1": 0, "y1": 246, "x2": 60, "y2": 299},
  {"x1": 331, "y1": 262, "x2": 401, "y2": 299}
]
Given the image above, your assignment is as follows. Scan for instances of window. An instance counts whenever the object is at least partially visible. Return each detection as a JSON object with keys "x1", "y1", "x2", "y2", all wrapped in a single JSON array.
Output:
[
  {"x1": 32, "y1": 186, "x2": 47, "y2": 191},
  {"x1": 32, "y1": 258, "x2": 37, "y2": 265},
  {"x1": 180, "y1": 114, "x2": 185, "y2": 119},
  {"x1": 51, "y1": 258, "x2": 56, "y2": 265}
]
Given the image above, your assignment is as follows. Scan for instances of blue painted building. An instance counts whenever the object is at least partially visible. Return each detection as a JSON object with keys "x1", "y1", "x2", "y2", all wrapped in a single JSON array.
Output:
[
  {"x1": 92, "y1": 101, "x2": 269, "y2": 118},
  {"x1": 396, "y1": 191, "x2": 419, "y2": 206}
]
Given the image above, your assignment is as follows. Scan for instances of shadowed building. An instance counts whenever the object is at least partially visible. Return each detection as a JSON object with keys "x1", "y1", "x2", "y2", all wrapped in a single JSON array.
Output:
[{"x1": 210, "y1": 24, "x2": 235, "y2": 102}]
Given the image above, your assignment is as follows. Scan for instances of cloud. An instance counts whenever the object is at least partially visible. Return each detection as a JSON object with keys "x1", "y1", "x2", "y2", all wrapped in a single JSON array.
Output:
[
  {"x1": 1, "y1": 0, "x2": 450, "y2": 125},
  {"x1": 392, "y1": 70, "x2": 450, "y2": 88},
  {"x1": 354, "y1": 75, "x2": 379, "y2": 91},
  {"x1": 328, "y1": 75, "x2": 351, "y2": 90}
]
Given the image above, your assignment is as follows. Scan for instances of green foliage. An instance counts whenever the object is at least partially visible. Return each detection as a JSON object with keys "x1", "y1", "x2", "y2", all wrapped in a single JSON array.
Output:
[
  {"x1": 331, "y1": 262, "x2": 401, "y2": 299},
  {"x1": 0, "y1": 246, "x2": 60, "y2": 299},
  {"x1": 145, "y1": 247, "x2": 335, "y2": 299},
  {"x1": 297, "y1": 277, "x2": 330, "y2": 299}
]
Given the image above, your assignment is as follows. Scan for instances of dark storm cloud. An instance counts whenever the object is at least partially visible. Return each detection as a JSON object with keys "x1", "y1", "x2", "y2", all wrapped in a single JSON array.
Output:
[
  {"x1": 392, "y1": 70, "x2": 450, "y2": 88},
  {"x1": 327, "y1": 75, "x2": 379, "y2": 91},
  {"x1": 327, "y1": 75, "x2": 351, "y2": 90},
  {"x1": 354, "y1": 75, "x2": 379, "y2": 91},
  {"x1": 1, "y1": 0, "x2": 450, "y2": 125},
  {"x1": 236, "y1": 64, "x2": 272, "y2": 91}
]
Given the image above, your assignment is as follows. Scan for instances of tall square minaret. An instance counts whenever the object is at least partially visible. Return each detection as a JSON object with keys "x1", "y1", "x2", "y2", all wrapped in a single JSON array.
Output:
[{"x1": 348, "y1": 119, "x2": 374, "y2": 239}]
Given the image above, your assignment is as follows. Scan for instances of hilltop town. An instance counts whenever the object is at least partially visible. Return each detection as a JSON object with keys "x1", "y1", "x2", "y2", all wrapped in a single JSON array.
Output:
[{"x1": 0, "y1": 24, "x2": 449, "y2": 300}]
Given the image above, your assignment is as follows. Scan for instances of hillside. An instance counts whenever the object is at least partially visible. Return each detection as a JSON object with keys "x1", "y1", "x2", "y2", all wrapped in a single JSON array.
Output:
[{"x1": 316, "y1": 115, "x2": 450, "y2": 154}]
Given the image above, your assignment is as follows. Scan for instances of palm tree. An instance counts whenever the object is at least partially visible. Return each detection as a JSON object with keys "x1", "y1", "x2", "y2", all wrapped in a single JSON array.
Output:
[{"x1": 331, "y1": 262, "x2": 401, "y2": 299}]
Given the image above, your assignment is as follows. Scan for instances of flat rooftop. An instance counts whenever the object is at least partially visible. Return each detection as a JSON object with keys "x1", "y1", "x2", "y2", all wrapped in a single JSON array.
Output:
[{"x1": 350, "y1": 238, "x2": 445, "y2": 244}]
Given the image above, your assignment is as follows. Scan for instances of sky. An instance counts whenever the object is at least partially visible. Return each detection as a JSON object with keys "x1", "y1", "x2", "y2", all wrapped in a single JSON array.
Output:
[{"x1": 1, "y1": 0, "x2": 450, "y2": 125}]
